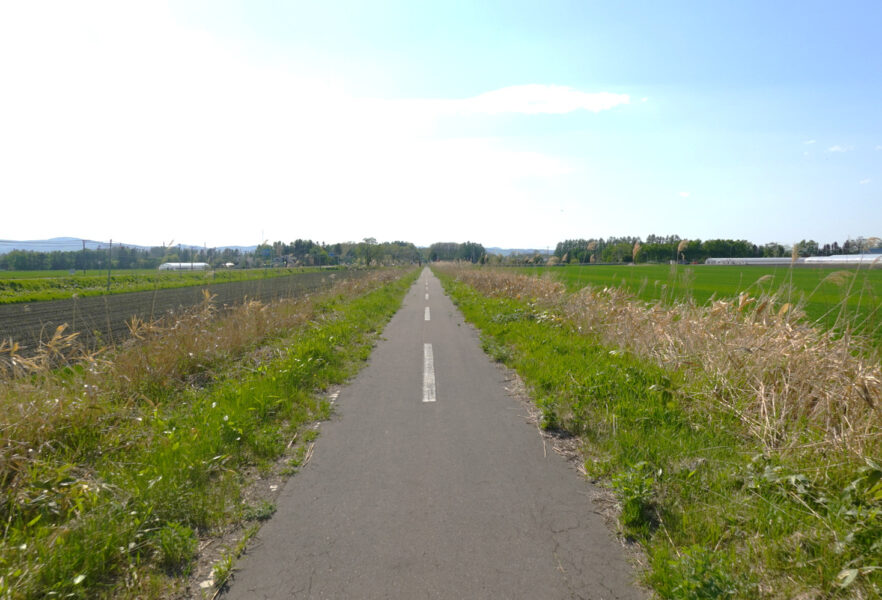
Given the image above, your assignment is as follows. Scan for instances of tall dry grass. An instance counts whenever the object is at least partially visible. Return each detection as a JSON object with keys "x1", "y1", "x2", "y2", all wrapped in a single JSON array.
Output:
[
  {"x1": 0, "y1": 271, "x2": 401, "y2": 496},
  {"x1": 442, "y1": 266, "x2": 881, "y2": 458},
  {"x1": 676, "y1": 239, "x2": 688, "y2": 262}
]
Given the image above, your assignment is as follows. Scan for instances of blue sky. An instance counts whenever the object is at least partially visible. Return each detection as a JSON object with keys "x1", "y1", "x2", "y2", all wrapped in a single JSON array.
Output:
[{"x1": 1, "y1": 1, "x2": 879, "y2": 248}]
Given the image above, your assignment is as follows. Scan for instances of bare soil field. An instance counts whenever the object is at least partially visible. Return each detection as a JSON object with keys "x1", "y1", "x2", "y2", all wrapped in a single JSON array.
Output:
[{"x1": 0, "y1": 270, "x2": 368, "y2": 352}]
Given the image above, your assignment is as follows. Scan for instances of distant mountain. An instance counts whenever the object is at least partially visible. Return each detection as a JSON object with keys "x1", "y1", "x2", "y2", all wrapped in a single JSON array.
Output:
[
  {"x1": 486, "y1": 247, "x2": 552, "y2": 256},
  {"x1": 0, "y1": 238, "x2": 258, "y2": 255},
  {"x1": 0, "y1": 237, "x2": 115, "y2": 254},
  {"x1": 218, "y1": 245, "x2": 258, "y2": 253}
]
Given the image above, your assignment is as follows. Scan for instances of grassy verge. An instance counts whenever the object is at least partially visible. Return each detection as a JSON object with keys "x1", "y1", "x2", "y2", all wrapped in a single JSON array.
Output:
[
  {"x1": 435, "y1": 266, "x2": 881, "y2": 599},
  {"x1": 0, "y1": 268, "x2": 418, "y2": 599},
  {"x1": 0, "y1": 266, "x2": 348, "y2": 304},
  {"x1": 536, "y1": 264, "x2": 882, "y2": 349}
]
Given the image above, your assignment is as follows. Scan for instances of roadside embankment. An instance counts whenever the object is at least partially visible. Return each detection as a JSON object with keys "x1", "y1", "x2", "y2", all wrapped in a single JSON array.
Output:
[
  {"x1": 0, "y1": 267, "x2": 418, "y2": 599},
  {"x1": 434, "y1": 264, "x2": 881, "y2": 599}
]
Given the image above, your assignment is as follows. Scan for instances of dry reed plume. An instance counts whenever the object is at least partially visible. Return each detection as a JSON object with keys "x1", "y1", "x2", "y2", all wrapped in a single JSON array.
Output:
[
  {"x1": 442, "y1": 266, "x2": 881, "y2": 458},
  {"x1": 676, "y1": 239, "x2": 689, "y2": 262}
]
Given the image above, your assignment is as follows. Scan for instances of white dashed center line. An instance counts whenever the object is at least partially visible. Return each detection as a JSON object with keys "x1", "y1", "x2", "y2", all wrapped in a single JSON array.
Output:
[
  {"x1": 425, "y1": 293, "x2": 429, "y2": 300},
  {"x1": 423, "y1": 343, "x2": 436, "y2": 402},
  {"x1": 424, "y1": 307, "x2": 430, "y2": 321}
]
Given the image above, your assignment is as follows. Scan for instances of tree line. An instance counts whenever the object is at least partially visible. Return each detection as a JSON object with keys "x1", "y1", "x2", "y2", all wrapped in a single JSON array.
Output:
[
  {"x1": 0, "y1": 239, "x2": 425, "y2": 271},
  {"x1": 255, "y1": 238, "x2": 422, "y2": 267},
  {"x1": 427, "y1": 242, "x2": 486, "y2": 263},
  {"x1": 6, "y1": 234, "x2": 874, "y2": 271},
  {"x1": 0, "y1": 245, "x2": 245, "y2": 271},
  {"x1": 553, "y1": 235, "x2": 880, "y2": 264}
]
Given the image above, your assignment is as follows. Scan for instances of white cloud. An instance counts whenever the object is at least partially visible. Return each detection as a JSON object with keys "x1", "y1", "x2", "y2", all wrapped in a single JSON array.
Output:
[
  {"x1": 641, "y1": 97, "x2": 649, "y2": 102},
  {"x1": 860, "y1": 178, "x2": 871, "y2": 185},
  {"x1": 679, "y1": 192, "x2": 690, "y2": 198},
  {"x1": 876, "y1": 145, "x2": 882, "y2": 151},
  {"x1": 827, "y1": 145, "x2": 851, "y2": 152},
  {"x1": 804, "y1": 140, "x2": 816, "y2": 145},
  {"x1": 400, "y1": 85, "x2": 630, "y2": 117},
  {"x1": 459, "y1": 85, "x2": 629, "y2": 115}
]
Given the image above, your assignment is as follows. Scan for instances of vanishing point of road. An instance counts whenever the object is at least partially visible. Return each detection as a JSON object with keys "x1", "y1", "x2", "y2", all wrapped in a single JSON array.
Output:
[{"x1": 222, "y1": 268, "x2": 645, "y2": 599}]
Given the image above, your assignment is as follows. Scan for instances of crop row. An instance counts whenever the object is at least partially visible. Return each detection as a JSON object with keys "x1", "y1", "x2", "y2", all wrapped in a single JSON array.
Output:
[
  {"x1": 0, "y1": 270, "x2": 368, "y2": 353},
  {"x1": 0, "y1": 267, "x2": 340, "y2": 304}
]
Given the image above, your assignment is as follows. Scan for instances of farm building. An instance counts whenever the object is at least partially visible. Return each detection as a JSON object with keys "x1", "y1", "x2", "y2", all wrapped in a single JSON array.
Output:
[
  {"x1": 804, "y1": 254, "x2": 882, "y2": 265},
  {"x1": 705, "y1": 254, "x2": 881, "y2": 267},
  {"x1": 158, "y1": 262, "x2": 211, "y2": 271},
  {"x1": 705, "y1": 257, "x2": 795, "y2": 266}
]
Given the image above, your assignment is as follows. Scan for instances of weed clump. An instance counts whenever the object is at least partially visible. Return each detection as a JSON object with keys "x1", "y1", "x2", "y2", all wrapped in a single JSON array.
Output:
[
  {"x1": 611, "y1": 462, "x2": 657, "y2": 540},
  {"x1": 154, "y1": 522, "x2": 198, "y2": 574}
]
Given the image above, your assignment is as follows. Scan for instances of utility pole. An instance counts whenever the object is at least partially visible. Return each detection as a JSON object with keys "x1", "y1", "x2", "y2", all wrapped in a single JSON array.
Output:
[
  {"x1": 106, "y1": 239, "x2": 112, "y2": 293},
  {"x1": 82, "y1": 239, "x2": 86, "y2": 275}
]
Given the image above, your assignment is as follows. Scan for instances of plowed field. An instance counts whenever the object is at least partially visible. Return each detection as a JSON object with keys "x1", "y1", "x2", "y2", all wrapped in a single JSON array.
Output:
[{"x1": 0, "y1": 270, "x2": 367, "y2": 352}]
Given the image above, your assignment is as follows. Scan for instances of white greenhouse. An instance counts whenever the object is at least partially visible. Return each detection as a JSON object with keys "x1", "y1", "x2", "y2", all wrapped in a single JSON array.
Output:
[
  {"x1": 705, "y1": 254, "x2": 881, "y2": 267},
  {"x1": 158, "y1": 262, "x2": 211, "y2": 271}
]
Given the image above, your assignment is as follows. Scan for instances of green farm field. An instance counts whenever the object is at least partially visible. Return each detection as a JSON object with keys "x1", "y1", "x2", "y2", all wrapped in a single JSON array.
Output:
[
  {"x1": 0, "y1": 267, "x2": 342, "y2": 304},
  {"x1": 536, "y1": 264, "x2": 882, "y2": 343}
]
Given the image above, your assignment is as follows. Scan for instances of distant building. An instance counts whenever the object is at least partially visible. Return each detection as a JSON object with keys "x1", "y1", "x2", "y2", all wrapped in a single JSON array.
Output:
[
  {"x1": 705, "y1": 255, "x2": 881, "y2": 266},
  {"x1": 158, "y1": 262, "x2": 211, "y2": 271}
]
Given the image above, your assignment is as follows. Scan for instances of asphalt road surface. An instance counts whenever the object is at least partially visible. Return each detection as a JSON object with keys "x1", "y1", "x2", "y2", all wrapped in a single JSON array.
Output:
[{"x1": 222, "y1": 268, "x2": 644, "y2": 599}]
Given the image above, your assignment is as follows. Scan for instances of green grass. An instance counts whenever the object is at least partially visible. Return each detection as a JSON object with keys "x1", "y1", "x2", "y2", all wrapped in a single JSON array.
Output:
[
  {"x1": 437, "y1": 269, "x2": 882, "y2": 599},
  {"x1": 0, "y1": 269, "x2": 418, "y2": 599},
  {"x1": 538, "y1": 264, "x2": 882, "y2": 345},
  {"x1": 0, "y1": 267, "x2": 343, "y2": 304},
  {"x1": 212, "y1": 524, "x2": 260, "y2": 593}
]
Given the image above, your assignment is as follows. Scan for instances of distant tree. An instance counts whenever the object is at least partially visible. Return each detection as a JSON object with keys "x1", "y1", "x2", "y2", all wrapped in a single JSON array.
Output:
[
  {"x1": 360, "y1": 238, "x2": 377, "y2": 266},
  {"x1": 842, "y1": 238, "x2": 860, "y2": 254},
  {"x1": 601, "y1": 242, "x2": 634, "y2": 263},
  {"x1": 762, "y1": 242, "x2": 785, "y2": 258},
  {"x1": 794, "y1": 239, "x2": 820, "y2": 257},
  {"x1": 428, "y1": 242, "x2": 460, "y2": 262},
  {"x1": 457, "y1": 242, "x2": 485, "y2": 263},
  {"x1": 308, "y1": 245, "x2": 329, "y2": 265}
]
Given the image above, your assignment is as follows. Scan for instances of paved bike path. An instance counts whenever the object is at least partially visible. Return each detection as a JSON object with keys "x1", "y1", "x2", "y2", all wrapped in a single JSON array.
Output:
[{"x1": 222, "y1": 268, "x2": 644, "y2": 599}]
